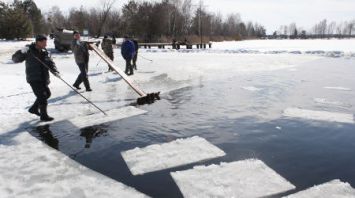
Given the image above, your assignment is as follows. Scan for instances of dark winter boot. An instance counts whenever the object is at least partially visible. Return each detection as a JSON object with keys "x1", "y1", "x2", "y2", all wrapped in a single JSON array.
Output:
[
  {"x1": 129, "y1": 65, "x2": 134, "y2": 75},
  {"x1": 39, "y1": 104, "x2": 54, "y2": 122},
  {"x1": 29, "y1": 101, "x2": 40, "y2": 116},
  {"x1": 73, "y1": 84, "x2": 81, "y2": 90},
  {"x1": 83, "y1": 78, "x2": 92, "y2": 92}
]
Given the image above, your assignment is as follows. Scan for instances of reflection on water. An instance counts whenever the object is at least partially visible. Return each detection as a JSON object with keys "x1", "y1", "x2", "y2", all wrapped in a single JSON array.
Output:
[
  {"x1": 80, "y1": 125, "x2": 108, "y2": 148},
  {"x1": 30, "y1": 125, "x2": 59, "y2": 150}
]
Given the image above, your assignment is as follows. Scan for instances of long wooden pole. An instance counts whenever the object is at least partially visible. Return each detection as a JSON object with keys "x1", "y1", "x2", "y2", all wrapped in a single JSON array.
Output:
[{"x1": 89, "y1": 43, "x2": 146, "y2": 97}]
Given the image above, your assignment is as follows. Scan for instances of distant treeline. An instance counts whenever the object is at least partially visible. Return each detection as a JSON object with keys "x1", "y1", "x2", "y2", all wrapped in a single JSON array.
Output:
[
  {"x1": 1, "y1": 0, "x2": 354, "y2": 42},
  {"x1": 0, "y1": 0, "x2": 266, "y2": 42},
  {"x1": 268, "y1": 19, "x2": 355, "y2": 39}
]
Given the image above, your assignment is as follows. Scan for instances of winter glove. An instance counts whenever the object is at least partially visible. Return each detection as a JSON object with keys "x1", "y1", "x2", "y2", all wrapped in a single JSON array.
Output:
[
  {"x1": 53, "y1": 72, "x2": 61, "y2": 78},
  {"x1": 87, "y1": 43, "x2": 94, "y2": 50},
  {"x1": 21, "y1": 46, "x2": 29, "y2": 54}
]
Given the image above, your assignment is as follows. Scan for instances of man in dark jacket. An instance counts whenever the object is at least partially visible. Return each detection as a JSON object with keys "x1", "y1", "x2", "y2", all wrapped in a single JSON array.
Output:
[
  {"x1": 121, "y1": 36, "x2": 135, "y2": 76},
  {"x1": 132, "y1": 39, "x2": 139, "y2": 70},
  {"x1": 101, "y1": 35, "x2": 115, "y2": 72},
  {"x1": 72, "y1": 31, "x2": 92, "y2": 91},
  {"x1": 17, "y1": 35, "x2": 60, "y2": 122}
]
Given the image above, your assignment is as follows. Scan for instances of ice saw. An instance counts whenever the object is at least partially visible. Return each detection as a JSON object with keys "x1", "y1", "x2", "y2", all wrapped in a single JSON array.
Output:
[{"x1": 89, "y1": 43, "x2": 160, "y2": 105}]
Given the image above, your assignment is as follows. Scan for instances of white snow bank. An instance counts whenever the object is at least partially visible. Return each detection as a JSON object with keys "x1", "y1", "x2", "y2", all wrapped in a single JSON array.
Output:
[
  {"x1": 171, "y1": 159, "x2": 295, "y2": 198},
  {"x1": 284, "y1": 179, "x2": 355, "y2": 198},
  {"x1": 324, "y1": 87, "x2": 352, "y2": 91},
  {"x1": 121, "y1": 136, "x2": 226, "y2": 175},
  {"x1": 0, "y1": 132, "x2": 148, "y2": 198},
  {"x1": 66, "y1": 106, "x2": 147, "y2": 128},
  {"x1": 283, "y1": 108, "x2": 354, "y2": 124}
]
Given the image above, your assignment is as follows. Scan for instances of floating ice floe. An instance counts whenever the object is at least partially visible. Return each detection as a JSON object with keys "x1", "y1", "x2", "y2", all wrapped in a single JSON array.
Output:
[
  {"x1": 284, "y1": 179, "x2": 355, "y2": 198},
  {"x1": 68, "y1": 106, "x2": 147, "y2": 128},
  {"x1": 313, "y1": 98, "x2": 351, "y2": 108},
  {"x1": 121, "y1": 136, "x2": 226, "y2": 175},
  {"x1": 171, "y1": 159, "x2": 295, "y2": 198},
  {"x1": 283, "y1": 108, "x2": 354, "y2": 124},
  {"x1": 241, "y1": 86, "x2": 262, "y2": 92},
  {"x1": 0, "y1": 132, "x2": 148, "y2": 198},
  {"x1": 324, "y1": 87, "x2": 352, "y2": 91}
]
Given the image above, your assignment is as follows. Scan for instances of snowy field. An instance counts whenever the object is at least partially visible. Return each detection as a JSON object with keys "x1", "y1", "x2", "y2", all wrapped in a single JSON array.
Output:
[{"x1": 0, "y1": 39, "x2": 355, "y2": 197}]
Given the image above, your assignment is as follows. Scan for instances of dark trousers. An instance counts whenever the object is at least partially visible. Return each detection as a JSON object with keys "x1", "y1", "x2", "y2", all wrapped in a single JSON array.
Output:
[
  {"x1": 133, "y1": 52, "x2": 138, "y2": 69},
  {"x1": 29, "y1": 82, "x2": 51, "y2": 106},
  {"x1": 73, "y1": 62, "x2": 90, "y2": 89},
  {"x1": 125, "y1": 59, "x2": 133, "y2": 75},
  {"x1": 105, "y1": 52, "x2": 114, "y2": 71}
]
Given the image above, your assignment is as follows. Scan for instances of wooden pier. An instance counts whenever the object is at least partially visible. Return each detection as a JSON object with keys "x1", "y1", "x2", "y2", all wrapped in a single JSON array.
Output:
[{"x1": 115, "y1": 42, "x2": 212, "y2": 49}]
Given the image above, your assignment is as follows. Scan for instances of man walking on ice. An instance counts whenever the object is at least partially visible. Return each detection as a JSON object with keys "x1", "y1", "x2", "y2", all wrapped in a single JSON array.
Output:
[
  {"x1": 16, "y1": 35, "x2": 60, "y2": 122},
  {"x1": 72, "y1": 31, "x2": 92, "y2": 92},
  {"x1": 101, "y1": 34, "x2": 115, "y2": 72},
  {"x1": 121, "y1": 35, "x2": 135, "y2": 76}
]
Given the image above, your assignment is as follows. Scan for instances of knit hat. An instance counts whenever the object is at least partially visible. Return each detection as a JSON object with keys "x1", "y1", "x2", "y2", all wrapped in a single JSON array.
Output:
[{"x1": 35, "y1": 34, "x2": 47, "y2": 42}]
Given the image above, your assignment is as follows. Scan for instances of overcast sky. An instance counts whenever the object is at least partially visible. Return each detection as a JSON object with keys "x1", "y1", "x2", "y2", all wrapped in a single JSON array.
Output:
[{"x1": 5, "y1": 0, "x2": 355, "y2": 34}]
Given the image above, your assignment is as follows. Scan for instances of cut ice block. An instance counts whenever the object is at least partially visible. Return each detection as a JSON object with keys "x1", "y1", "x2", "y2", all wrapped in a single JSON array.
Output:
[
  {"x1": 284, "y1": 179, "x2": 355, "y2": 198},
  {"x1": 67, "y1": 106, "x2": 147, "y2": 128},
  {"x1": 283, "y1": 108, "x2": 354, "y2": 124},
  {"x1": 171, "y1": 159, "x2": 295, "y2": 198},
  {"x1": 121, "y1": 136, "x2": 226, "y2": 175}
]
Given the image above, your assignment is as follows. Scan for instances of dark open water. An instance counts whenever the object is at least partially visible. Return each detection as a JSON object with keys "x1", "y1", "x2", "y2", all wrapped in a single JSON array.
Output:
[{"x1": 29, "y1": 57, "x2": 355, "y2": 197}]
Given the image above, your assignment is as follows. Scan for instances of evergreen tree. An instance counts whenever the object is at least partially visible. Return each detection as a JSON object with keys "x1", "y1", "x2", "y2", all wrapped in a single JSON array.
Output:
[
  {"x1": 1, "y1": 5, "x2": 32, "y2": 40},
  {"x1": 13, "y1": 0, "x2": 46, "y2": 35},
  {"x1": 0, "y1": 2, "x2": 6, "y2": 38}
]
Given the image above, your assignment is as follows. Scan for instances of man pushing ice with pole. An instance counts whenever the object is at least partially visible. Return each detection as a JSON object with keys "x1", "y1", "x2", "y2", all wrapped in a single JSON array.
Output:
[{"x1": 14, "y1": 35, "x2": 60, "y2": 122}]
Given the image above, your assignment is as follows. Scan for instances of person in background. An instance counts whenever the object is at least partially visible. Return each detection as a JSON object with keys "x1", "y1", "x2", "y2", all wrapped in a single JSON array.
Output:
[
  {"x1": 101, "y1": 35, "x2": 114, "y2": 72},
  {"x1": 132, "y1": 39, "x2": 139, "y2": 70},
  {"x1": 15, "y1": 35, "x2": 60, "y2": 122},
  {"x1": 71, "y1": 31, "x2": 92, "y2": 91},
  {"x1": 121, "y1": 36, "x2": 135, "y2": 76}
]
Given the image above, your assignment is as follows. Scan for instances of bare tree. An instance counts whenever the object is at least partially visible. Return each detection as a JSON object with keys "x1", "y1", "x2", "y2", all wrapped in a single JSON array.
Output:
[
  {"x1": 326, "y1": 21, "x2": 336, "y2": 35},
  {"x1": 46, "y1": 6, "x2": 66, "y2": 31},
  {"x1": 288, "y1": 23, "x2": 297, "y2": 36},
  {"x1": 95, "y1": 0, "x2": 117, "y2": 37},
  {"x1": 347, "y1": 19, "x2": 355, "y2": 35},
  {"x1": 181, "y1": 0, "x2": 192, "y2": 36}
]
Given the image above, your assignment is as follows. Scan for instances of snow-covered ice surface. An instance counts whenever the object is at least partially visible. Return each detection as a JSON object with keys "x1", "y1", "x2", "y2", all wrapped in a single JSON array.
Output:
[
  {"x1": 212, "y1": 39, "x2": 355, "y2": 58},
  {"x1": 1, "y1": 39, "x2": 355, "y2": 197},
  {"x1": 284, "y1": 180, "x2": 355, "y2": 198},
  {"x1": 122, "y1": 136, "x2": 226, "y2": 175},
  {"x1": 0, "y1": 39, "x2": 34, "y2": 55},
  {"x1": 0, "y1": 132, "x2": 148, "y2": 198},
  {"x1": 171, "y1": 159, "x2": 295, "y2": 198},
  {"x1": 283, "y1": 108, "x2": 355, "y2": 124}
]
